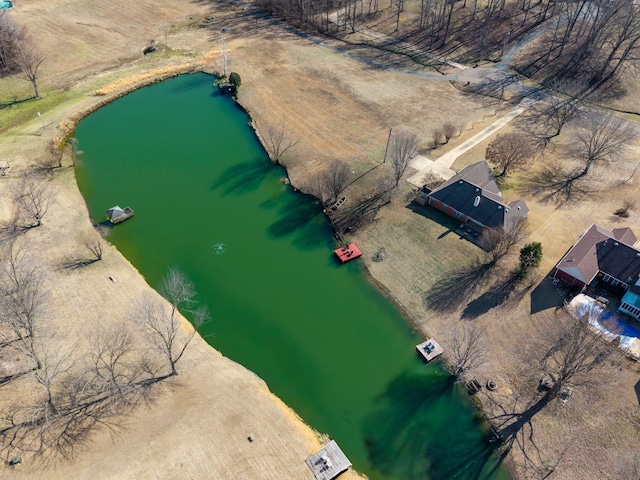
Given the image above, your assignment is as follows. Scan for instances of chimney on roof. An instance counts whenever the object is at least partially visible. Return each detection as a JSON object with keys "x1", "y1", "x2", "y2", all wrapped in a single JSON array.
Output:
[{"x1": 473, "y1": 196, "x2": 481, "y2": 207}]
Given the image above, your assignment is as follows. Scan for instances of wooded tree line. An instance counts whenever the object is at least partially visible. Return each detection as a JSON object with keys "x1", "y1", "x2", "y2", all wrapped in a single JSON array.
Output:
[{"x1": 250, "y1": 0, "x2": 640, "y2": 101}]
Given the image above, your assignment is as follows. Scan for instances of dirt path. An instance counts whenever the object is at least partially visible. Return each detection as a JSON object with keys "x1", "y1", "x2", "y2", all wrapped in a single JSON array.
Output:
[{"x1": 407, "y1": 100, "x2": 534, "y2": 186}]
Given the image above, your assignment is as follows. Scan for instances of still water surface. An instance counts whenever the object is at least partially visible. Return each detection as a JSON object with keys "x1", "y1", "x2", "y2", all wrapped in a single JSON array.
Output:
[{"x1": 74, "y1": 72, "x2": 509, "y2": 480}]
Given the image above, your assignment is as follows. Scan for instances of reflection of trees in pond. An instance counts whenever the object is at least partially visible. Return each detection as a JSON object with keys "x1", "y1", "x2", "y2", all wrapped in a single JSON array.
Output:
[
  {"x1": 267, "y1": 191, "x2": 330, "y2": 250},
  {"x1": 363, "y1": 369, "x2": 501, "y2": 479},
  {"x1": 210, "y1": 160, "x2": 276, "y2": 195}
]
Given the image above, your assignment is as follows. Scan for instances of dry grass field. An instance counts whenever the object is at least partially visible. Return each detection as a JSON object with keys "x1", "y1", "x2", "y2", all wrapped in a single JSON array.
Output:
[{"x1": 2, "y1": 0, "x2": 640, "y2": 479}]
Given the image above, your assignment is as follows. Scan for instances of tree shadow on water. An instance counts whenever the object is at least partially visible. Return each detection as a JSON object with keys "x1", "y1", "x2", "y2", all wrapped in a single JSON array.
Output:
[
  {"x1": 363, "y1": 370, "x2": 502, "y2": 480},
  {"x1": 210, "y1": 160, "x2": 276, "y2": 196},
  {"x1": 267, "y1": 193, "x2": 330, "y2": 250}
]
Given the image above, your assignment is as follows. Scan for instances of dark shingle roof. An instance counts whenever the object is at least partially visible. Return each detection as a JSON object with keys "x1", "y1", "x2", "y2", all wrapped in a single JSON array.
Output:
[
  {"x1": 428, "y1": 161, "x2": 528, "y2": 232},
  {"x1": 596, "y1": 239, "x2": 640, "y2": 285},
  {"x1": 556, "y1": 224, "x2": 640, "y2": 285}
]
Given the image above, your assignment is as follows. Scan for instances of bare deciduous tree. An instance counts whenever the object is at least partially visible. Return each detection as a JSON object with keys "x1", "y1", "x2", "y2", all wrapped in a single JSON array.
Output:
[
  {"x1": 576, "y1": 114, "x2": 632, "y2": 174},
  {"x1": 478, "y1": 217, "x2": 528, "y2": 265},
  {"x1": 12, "y1": 172, "x2": 53, "y2": 229},
  {"x1": 87, "y1": 325, "x2": 154, "y2": 404},
  {"x1": 442, "y1": 122, "x2": 457, "y2": 143},
  {"x1": 432, "y1": 128, "x2": 444, "y2": 148},
  {"x1": 321, "y1": 161, "x2": 352, "y2": 205},
  {"x1": 485, "y1": 133, "x2": 535, "y2": 178},
  {"x1": 14, "y1": 35, "x2": 45, "y2": 99},
  {"x1": 261, "y1": 120, "x2": 299, "y2": 164},
  {"x1": 389, "y1": 129, "x2": 418, "y2": 186},
  {"x1": 444, "y1": 323, "x2": 486, "y2": 379},
  {"x1": 138, "y1": 269, "x2": 210, "y2": 376},
  {"x1": 84, "y1": 235, "x2": 103, "y2": 262},
  {"x1": 530, "y1": 114, "x2": 636, "y2": 202},
  {"x1": 32, "y1": 337, "x2": 73, "y2": 416},
  {"x1": 537, "y1": 304, "x2": 617, "y2": 401},
  {"x1": 0, "y1": 237, "x2": 49, "y2": 370},
  {"x1": 331, "y1": 181, "x2": 394, "y2": 234},
  {"x1": 0, "y1": 11, "x2": 26, "y2": 75}
]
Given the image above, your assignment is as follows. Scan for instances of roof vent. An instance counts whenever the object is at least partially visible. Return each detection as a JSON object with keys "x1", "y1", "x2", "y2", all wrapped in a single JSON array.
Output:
[
  {"x1": 637, "y1": 253, "x2": 640, "y2": 257},
  {"x1": 475, "y1": 188, "x2": 479, "y2": 192},
  {"x1": 567, "y1": 258, "x2": 574, "y2": 263},
  {"x1": 614, "y1": 242, "x2": 619, "y2": 246},
  {"x1": 473, "y1": 196, "x2": 481, "y2": 207},
  {"x1": 517, "y1": 206, "x2": 521, "y2": 210},
  {"x1": 459, "y1": 180, "x2": 463, "y2": 184},
  {"x1": 498, "y1": 205, "x2": 502, "y2": 209}
]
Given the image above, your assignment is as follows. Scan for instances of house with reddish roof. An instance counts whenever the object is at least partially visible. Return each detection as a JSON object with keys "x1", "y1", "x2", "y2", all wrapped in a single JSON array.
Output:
[
  {"x1": 553, "y1": 224, "x2": 640, "y2": 320},
  {"x1": 415, "y1": 160, "x2": 528, "y2": 234}
]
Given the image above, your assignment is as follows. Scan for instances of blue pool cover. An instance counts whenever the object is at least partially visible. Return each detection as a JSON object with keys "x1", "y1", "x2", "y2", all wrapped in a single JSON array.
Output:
[
  {"x1": 572, "y1": 294, "x2": 640, "y2": 348},
  {"x1": 0, "y1": 1, "x2": 13, "y2": 9}
]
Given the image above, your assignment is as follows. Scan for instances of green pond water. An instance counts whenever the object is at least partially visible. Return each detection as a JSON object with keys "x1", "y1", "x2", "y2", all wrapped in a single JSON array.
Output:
[{"x1": 74, "y1": 72, "x2": 509, "y2": 480}]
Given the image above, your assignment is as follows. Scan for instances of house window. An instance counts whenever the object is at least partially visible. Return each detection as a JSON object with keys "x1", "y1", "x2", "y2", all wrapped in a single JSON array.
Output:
[
  {"x1": 611, "y1": 279, "x2": 619, "y2": 287},
  {"x1": 621, "y1": 302, "x2": 640, "y2": 318},
  {"x1": 603, "y1": 274, "x2": 611, "y2": 283},
  {"x1": 454, "y1": 211, "x2": 465, "y2": 219}
]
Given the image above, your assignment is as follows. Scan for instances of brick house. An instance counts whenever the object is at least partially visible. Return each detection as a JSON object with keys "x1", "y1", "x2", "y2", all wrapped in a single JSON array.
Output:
[
  {"x1": 415, "y1": 160, "x2": 528, "y2": 234},
  {"x1": 553, "y1": 224, "x2": 640, "y2": 320}
]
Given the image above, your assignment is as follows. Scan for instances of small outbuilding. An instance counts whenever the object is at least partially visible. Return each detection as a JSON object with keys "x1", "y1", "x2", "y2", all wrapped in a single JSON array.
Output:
[
  {"x1": 106, "y1": 205, "x2": 135, "y2": 224},
  {"x1": 305, "y1": 440, "x2": 352, "y2": 480}
]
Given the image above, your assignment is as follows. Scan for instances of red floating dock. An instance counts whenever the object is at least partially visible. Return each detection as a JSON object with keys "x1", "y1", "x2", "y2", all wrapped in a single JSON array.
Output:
[{"x1": 334, "y1": 243, "x2": 363, "y2": 263}]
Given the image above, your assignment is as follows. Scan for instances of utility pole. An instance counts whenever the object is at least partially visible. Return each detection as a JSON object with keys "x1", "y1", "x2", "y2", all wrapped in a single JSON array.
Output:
[
  {"x1": 382, "y1": 128, "x2": 393, "y2": 164},
  {"x1": 221, "y1": 29, "x2": 228, "y2": 78}
]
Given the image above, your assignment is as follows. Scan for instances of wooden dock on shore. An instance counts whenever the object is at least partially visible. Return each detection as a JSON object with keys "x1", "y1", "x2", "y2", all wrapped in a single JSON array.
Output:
[
  {"x1": 305, "y1": 440, "x2": 351, "y2": 480},
  {"x1": 416, "y1": 338, "x2": 443, "y2": 363},
  {"x1": 334, "y1": 243, "x2": 362, "y2": 263}
]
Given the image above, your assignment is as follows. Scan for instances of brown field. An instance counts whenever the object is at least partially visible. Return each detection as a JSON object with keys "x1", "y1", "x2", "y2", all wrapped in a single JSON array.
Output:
[{"x1": 2, "y1": 0, "x2": 640, "y2": 479}]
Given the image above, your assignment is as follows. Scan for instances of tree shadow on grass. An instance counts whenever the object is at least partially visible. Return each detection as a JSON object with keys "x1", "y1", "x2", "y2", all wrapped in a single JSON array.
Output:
[
  {"x1": 483, "y1": 388, "x2": 567, "y2": 478},
  {"x1": 363, "y1": 369, "x2": 502, "y2": 479},
  {"x1": 462, "y1": 273, "x2": 522, "y2": 320},
  {"x1": 0, "y1": 96, "x2": 36, "y2": 110},
  {"x1": 210, "y1": 160, "x2": 276, "y2": 196},
  {"x1": 424, "y1": 259, "x2": 496, "y2": 313},
  {"x1": 59, "y1": 258, "x2": 99, "y2": 271},
  {"x1": 0, "y1": 369, "x2": 34, "y2": 387},
  {"x1": 330, "y1": 189, "x2": 392, "y2": 235},
  {"x1": 520, "y1": 163, "x2": 592, "y2": 204}
]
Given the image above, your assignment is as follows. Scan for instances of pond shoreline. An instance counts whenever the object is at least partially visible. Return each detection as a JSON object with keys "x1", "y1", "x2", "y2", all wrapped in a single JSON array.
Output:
[{"x1": 50, "y1": 67, "x2": 511, "y2": 479}]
